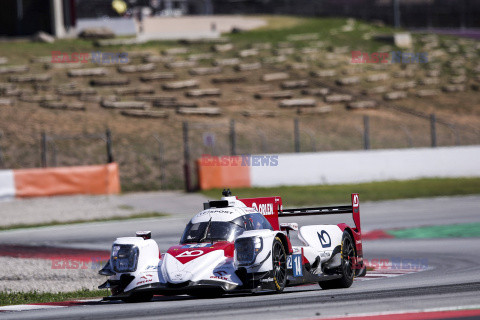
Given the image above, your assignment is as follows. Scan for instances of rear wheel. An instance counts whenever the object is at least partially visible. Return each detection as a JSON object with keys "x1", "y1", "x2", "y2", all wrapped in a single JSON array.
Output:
[
  {"x1": 272, "y1": 237, "x2": 287, "y2": 292},
  {"x1": 319, "y1": 231, "x2": 355, "y2": 290}
]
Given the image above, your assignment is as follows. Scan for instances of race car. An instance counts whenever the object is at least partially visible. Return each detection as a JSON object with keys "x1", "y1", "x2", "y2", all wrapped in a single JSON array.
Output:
[{"x1": 99, "y1": 190, "x2": 366, "y2": 302}]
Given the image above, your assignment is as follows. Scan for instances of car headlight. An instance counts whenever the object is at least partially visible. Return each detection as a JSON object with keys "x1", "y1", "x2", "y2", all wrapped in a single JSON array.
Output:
[
  {"x1": 111, "y1": 244, "x2": 139, "y2": 273},
  {"x1": 235, "y1": 237, "x2": 263, "y2": 266}
]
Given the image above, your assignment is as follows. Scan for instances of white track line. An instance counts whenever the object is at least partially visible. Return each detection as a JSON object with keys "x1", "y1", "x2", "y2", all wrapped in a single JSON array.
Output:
[
  {"x1": 0, "y1": 305, "x2": 65, "y2": 312},
  {"x1": 355, "y1": 268, "x2": 428, "y2": 281},
  {"x1": 0, "y1": 269, "x2": 425, "y2": 312},
  {"x1": 310, "y1": 304, "x2": 480, "y2": 319},
  {"x1": 0, "y1": 298, "x2": 100, "y2": 312}
]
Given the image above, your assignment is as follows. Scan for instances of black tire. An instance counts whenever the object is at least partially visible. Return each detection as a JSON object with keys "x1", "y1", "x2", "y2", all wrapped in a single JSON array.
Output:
[
  {"x1": 121, "y1": 292, "x2": 153, "y2": 303},
  {"x1": 319, "y1": 231, "x2": 355, "y2": 290},
  {"x1": 272, "y1": 237, "x2": 287, "y2": 292}
]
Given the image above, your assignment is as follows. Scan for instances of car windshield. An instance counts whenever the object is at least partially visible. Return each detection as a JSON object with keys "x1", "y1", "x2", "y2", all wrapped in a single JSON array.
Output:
[{"x1": 180, "y1": 219, "x2": 245, "y2": 243}]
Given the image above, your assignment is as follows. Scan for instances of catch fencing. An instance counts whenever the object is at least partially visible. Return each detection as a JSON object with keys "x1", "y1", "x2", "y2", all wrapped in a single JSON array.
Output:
[{"x1": 0, "y1": 111, "x2": 479, "y2": 192}]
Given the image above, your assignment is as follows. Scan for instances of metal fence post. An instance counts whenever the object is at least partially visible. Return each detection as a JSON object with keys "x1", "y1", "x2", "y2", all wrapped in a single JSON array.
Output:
[
  {"x1": 363, "y1": 115, "x2": 370, "y2": 150},
  {"x1": 257, "y1": 129, "x2": 267, "y2": 153},
  {"x1": 51, "y1": 142, "x2": 57, "y2": 167},
  {"x1": 153, "y1": 134, "x2": 166, "y2": 190},
  {"x1": 294, "y1": 118, "x2": 300, "y2": 153},
  {"x1": 41, "y1": 131, "x2": 47, "y2": 168},
  {"x1": 430, "y1": 114, "x2": 437, "y2": 147},
  {"x1": 230, "y1": 119, "x2": 236, "y2": 156},
  {"x1": 106, "y1": 128, "x2": 114, "y2": 163},
  {"x1": 393, "y1": 0, "x2": 401, "y2": 28},
  {"x1": 159, "y1": 142, "x2": 166, "y2": 190},
  {"x1": 0, "y1": 131, "x2": 4, "y2": 167},
  {"x1": 183, "y1": 122, "x2": 192, "y2": 192}
]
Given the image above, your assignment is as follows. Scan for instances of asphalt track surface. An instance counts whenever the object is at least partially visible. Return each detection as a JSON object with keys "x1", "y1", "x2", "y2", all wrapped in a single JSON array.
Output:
[{"x1": 1, "y1": 195, "x2": 480, "y2": 319}]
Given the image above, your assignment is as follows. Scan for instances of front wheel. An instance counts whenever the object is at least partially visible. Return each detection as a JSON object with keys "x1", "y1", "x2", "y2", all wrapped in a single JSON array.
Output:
[
  {"x1": 272, "y1": 237, "x2": 287, "y2": 292},
  {"x1": 319, "y1": 231, "x2": 355, "y2": 290}
]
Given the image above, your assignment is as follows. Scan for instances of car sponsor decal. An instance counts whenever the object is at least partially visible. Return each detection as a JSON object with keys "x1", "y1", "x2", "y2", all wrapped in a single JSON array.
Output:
[
  {"x1": 318, "y1": 230, "x2": 332, "y2": 248},
  {"x1": 210, "y1": 275, "x2": 230, "y2": 281},
  {"x1": 176, "y1": 250, "x2": 204, "y2": 258},
  {"x1": 136, "y1": 274, "x2": 153, "y2": 286},
  {"x1": 181, "y1": 243, "x2": 213, "y2": 248},
  {"x1": 292, "y1": 254, "x2": 303, "y2": 277},
  {"x1": 287, "y1": 254, "x2": 303, "y2": 277},
  {"x1": 251, "y1": 202, "x2": 274, "y2": 216},
  {"x1": 172, "y1": 273, "x2": 184, "y2": 281},
  {"x1": 168, "y1": 242, "x2": 235, "y2": 264},
  {"x1": 352, "y1": 193, "x2": 360, "y2": 213},
  {"x1": 196, "y1": 209, "x2": 233, "y2": 216},
  {"x1": 210, "y1": 270, "x2": 231, "y2": 281},
  {"x1": 353, "y1": 194, "x2": 359, "y2": 208},
  {"x1": 146, "y1": 265, "x2": 158, "y2": 270}
]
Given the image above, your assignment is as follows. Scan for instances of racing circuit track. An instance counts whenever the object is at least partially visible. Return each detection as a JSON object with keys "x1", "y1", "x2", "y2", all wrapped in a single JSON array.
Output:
[{"x1": 1, "y1": 196, "x2": 480, "y2": 320}]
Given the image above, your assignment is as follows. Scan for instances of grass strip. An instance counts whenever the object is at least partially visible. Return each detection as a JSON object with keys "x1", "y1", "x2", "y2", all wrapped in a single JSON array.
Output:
[
  {"x1": 0, "y1": 211, "x2": 168, "y2": 232},
  {"x1": 0, "y1": 16, "x2": 394, "y2": 66},
  {"x1": 201, "y1": 178, "x2": 480, "y2": 207},
  {"x1": 387, "y1": 222, "x2": 480, "y2": 239},
  {"x1": 0, "y1": 289, "x2": 108, "y2": 306}
]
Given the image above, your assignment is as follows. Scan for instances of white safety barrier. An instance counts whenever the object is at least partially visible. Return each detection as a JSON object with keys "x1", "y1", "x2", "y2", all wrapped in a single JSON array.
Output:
[
  {"x1": 0, "y1": 170, "x2": 15, "y2": 200},
  {"x1": 250, "y1": 146, "x2": 480, "y2": 187},
  {"x1": 0, "y1": 163, "x2": 120, "y2": 199}
]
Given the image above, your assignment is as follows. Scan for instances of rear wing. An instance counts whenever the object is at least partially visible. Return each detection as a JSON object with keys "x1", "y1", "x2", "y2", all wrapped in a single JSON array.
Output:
[
  {"x1": 239, "y1": 194, "x2": 361, "y2": 234},
  {"x1": 240, "y1": 194, "x2": 364, "y2": 270},
  {"x1": 280, "y1": 194, "x2": 361, "y2": 233},
  {"x1": 239, "y1": 196, "x2": 282, "y2": 230}
]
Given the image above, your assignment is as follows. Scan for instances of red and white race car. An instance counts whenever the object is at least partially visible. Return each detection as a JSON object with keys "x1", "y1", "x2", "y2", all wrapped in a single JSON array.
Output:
[{"x1": 99, "y1": 190, "x2": 366, "y2": 302}]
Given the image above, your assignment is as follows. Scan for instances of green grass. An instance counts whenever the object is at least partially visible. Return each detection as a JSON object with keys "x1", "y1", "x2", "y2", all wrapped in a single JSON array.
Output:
[
  {"x1": 229, "y1": 17, "x2": 395, "y2": 52},
  {"x1": 201, "y1": 178, "x2": 480, "y2": 207},
  {"x1": 0, "y1": 289, "x2": 108, "y2": 306},
  {"x1": 0, "y1": 16, "x2": 397, "y2": 65},
  {"x1": 254, "y1": 15, "x2": 305, "y2": 31},
  {"x1": 0, "y1": 39, "x2": 97, "y2": 65},
  {"x1": 388, "y1": 222, "x2": 480, "y2": 239},
  {"x1": 0, "y1": 211, "x2": 168, "y2": 231},
  {"x1": 0, "y1": 37, "x2": 179, "y2": 65}
]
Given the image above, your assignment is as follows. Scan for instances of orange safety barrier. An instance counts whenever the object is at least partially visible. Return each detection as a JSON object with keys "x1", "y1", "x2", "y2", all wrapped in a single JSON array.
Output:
[
  {"x1": 197, "y1": 156, "x2": 251, "y2": 190},
  {"x1": 14, "y1": 163, "x2": 121, "y2": 197}
]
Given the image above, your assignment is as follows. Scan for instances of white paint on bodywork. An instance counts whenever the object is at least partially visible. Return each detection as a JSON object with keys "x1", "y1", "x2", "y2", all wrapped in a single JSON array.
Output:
[
  {"x1": 236, "y1": 230, "x2": 281, "y2": 273},
  {"x1": 191, "y1": 207, "x2": 251, "y2": 224},
  {"x1": 159, "y1": 251, "x2": 241, "y2": 285},
  {"x1": 163, "y1": 250, "x2": 223, "y2": 283},
  {"x1": 110, "y1": 237, "x2": 161, "y2": 293},
  {"x1": 299, "y1": 225, "x2": 343, "y2": 263}
]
